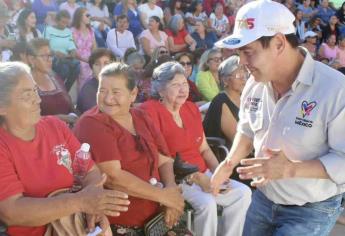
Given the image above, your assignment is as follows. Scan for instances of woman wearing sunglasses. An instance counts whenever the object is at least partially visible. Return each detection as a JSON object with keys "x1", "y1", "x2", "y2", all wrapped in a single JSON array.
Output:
[
  {"x1": 196, "y1": 48, "x2": 222, "y2": 101},
  {"x1": 175, "y1": 52, "x2": 203, "y2": 102}
]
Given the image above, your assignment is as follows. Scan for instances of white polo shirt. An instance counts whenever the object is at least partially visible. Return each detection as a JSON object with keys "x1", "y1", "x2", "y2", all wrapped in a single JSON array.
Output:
[{"x1": 238, "y1": 49, "x2": 345, "y2": 205}]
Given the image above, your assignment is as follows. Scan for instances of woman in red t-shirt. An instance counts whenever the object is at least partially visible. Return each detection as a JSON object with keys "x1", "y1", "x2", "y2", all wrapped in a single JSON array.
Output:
[
  {"x1": 166, "y1": 14, "x2": 197, "y2": 54},
  {"x1": 74, "y1": 62, "x2": 184, "y2": 233},
  {"x1": 0, "y1": 62, "x2": 129, "y2": 236},
  {"x1": 140, "y1": 61, "x2": 252, "y2": 236}
]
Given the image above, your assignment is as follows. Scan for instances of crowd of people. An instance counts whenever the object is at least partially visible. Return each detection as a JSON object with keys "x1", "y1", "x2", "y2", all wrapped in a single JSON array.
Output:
[{"x1": 0, "y1": 0, "x2": 344, "y2": 235}]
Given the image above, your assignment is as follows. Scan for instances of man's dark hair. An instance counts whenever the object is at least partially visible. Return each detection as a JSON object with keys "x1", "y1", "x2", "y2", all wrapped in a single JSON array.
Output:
[
  {"x1": 56, "y1": 10, "x2": 71, "y2": 21},
  {"x1": 88, "y1": 48, "x2": 116, "y2": 68},
  {"x1": 258, "y1": 34, "x2": 299, "y2": 49}
]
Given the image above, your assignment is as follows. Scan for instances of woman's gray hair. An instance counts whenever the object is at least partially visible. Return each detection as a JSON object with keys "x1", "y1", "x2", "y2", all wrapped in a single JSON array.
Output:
[
  {"x1": 168, "y1": 14, "x2": 183, "y2": 35},
  {"x1": 0, "y1": 62, "x2": 32, "y2": 107},
  {"x1": 198, "y1": 48, "x2": 221, "y2": 71},
  {"x1": 151, "y1": 61, "x2": 185, "y2": 99},
  {"x1": 125, "y1": 52, "x2": 146, "y2": 66},
  {"x1": 218, "y1": 55, "x2": 240, "y2": 89}
]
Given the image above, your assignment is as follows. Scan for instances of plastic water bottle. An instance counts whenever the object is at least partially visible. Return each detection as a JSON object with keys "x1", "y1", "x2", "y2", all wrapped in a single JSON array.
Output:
[{"x1": 70, "y1": 143, "x2": 91, "y2": 193}]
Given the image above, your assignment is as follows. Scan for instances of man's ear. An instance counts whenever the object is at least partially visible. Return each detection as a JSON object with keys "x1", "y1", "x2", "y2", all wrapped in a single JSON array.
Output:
[{"x1": 272, "y1": 33, "x2": 286, "y2": 55}]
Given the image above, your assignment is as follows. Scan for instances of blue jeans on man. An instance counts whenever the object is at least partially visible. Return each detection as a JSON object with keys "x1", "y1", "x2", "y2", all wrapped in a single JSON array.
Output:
[{"x1": 243, "y1": 190, "x2": 344, "y2": 236}]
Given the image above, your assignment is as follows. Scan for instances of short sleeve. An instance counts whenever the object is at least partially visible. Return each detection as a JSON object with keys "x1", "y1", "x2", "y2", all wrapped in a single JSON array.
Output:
[
  {"x1": 0, "y1": 143, "x2": 25, "y2": 201},
  {"x1": 74, "y1": 116, "x2": 122, "y2": 163},
  {"x1": 160, "y1": 31, "x2": 168, "y2": 42}
]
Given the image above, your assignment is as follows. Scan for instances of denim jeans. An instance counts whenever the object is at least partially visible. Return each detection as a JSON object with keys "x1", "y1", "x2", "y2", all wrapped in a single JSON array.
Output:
[{"x1": 243, "y1": 190, "x2": 344, "y2": 236}]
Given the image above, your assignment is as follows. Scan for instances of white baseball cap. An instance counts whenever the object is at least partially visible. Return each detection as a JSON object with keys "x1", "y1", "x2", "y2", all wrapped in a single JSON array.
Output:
[
  {"x1": 303, "y1": 31, "x2": 317, "y2": 40},
  {"x1": 215, "y1": 0, "x2": 296, "y2": 49}
]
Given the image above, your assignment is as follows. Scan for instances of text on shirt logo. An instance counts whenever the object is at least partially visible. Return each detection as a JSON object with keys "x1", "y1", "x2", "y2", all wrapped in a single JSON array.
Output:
[
  {"x1": 294, "y1": 100, "x2": 317, "y2": 128},
  {"x1": 244, "y1": 97, "x2": 262, "y2": 112}
]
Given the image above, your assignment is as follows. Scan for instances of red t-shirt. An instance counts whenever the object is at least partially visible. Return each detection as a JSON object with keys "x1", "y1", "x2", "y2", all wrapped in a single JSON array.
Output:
[
  {"x1": 140, "y1": 100, "x2": 207, "y2": 172},
  {"x1": 74, "y1": 107, "x2": 170, "y2": 227},
  {"x1": 0, "y1": 116, "x2": 86, "y2": 236},
  {"x1": 165, "y1": 28, "x2": 188, "y2": 46}
]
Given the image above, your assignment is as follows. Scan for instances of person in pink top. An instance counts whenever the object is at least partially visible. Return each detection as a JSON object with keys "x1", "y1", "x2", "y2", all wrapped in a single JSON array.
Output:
[
  {"x1": 336, "y1": 35, "x2": 345, "y2": 68},
  {"x1": 318, "y1": 34, "x2": 338, "y2": 61},
  {"x1": 72, "y1": 7, "x2": 97, "y2": 91},
  {"x1": 139, "y1": 16, "x2": 168, "y2": 57}
]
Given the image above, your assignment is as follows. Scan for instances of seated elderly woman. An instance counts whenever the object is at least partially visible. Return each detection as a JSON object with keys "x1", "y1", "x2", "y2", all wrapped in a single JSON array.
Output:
[
  {"x1": 165, "y1": 14, "x2": 197, "y2": 54},
  {"x1": 140, "y1": 62, "x2": 251, "y2": 236},
  {"x1": 0, "y1": 62, "x2": 129, "y2": 236},
  {"x1": 196, "y1": 48, "x2": 223, "y2": 101},
  {"x1": 203, "y1": 55, "x2": 251, "y2": 186},
  {"x1": 73, "y1": 62, "x2": 185, "y2": 234},
  {"x1": 27, "y1": 38, "x2": 77, "y2": 125},
  {"x1": 77, "y1": 48, "x2": 116, "y2": 114}
]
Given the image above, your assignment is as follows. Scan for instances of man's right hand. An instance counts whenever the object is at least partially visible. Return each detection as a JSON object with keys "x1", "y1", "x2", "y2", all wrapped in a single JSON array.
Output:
[
  {"x1": 210, "y1": 160, "x2": 234, "y2": 196},
  {"x1": 77, "y1": 175, "x2": 130, "y2": 217},
  {"x1": 160, "y1": 186, "x2": 185, "y2": 213}
]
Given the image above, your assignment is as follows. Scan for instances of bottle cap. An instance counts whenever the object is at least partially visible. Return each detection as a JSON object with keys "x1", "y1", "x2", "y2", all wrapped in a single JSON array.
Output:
[
  {"x1": 80, "y1": 143, "x2": 90, "y2": 152},
  {"x1": 149, "y1": 177, "x2": 157, "y2": 186}
]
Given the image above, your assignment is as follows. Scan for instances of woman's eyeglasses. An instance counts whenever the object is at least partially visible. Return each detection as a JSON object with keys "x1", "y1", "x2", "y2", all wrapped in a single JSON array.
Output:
[
  {"x1": 179, "y1": 61, "x2": 192, "y2": 67},
  {"x1": 159, "y1": 50, "x2": 169, "y2": 55},
  {"x1": 85, "y1": 13, "x2": 91, "y2": 18},
  {"x1": 208, "y1": 57, "x2": 223, "y2": 63},
  {"x1": 35, "y1": 54, "x2": 53, "y2": 60}
]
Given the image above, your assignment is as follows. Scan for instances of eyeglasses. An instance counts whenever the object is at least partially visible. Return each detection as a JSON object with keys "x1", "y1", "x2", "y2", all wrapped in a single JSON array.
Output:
[
  {"x1": 35, "y1": 54, "x2": 53, "y2": 60},
  {"x1": 17, "y1": 86, "x2": 40, "y2": 102},
  {"x1": 208, "y1": 57, "x2": 223, "y2": 63},
  {"x1": 85, "y1": 13, "x2": 91, "y2": 18},
  {"x1": 179, "y1": 61, "x2": 192, "y2": 67},
  {"x1": 159, "y1": 50, "x2": 169, "y2": 55}
]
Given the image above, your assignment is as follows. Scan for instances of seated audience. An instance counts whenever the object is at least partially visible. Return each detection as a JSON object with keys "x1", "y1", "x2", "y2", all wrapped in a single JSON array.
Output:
[
  {"x1": 72, "y1": 7, "x2": 97, "y2": 91},
  {"x1": 140, "y1": 61, "x2": 251, "y2": 236},
  {"x1": 138, "y1": 0, "x2": 163, "y2": 29},
  {"x1": 319, "y1": 34, "x2": 338, "y2": 61},
  {"x1": 113, "y1": 0, "x2": 143, "y2": 39},
  {"x1": 16, "y1": 9, "x2": 42, "y2": 42},
  {"x1": 27, "y1": 39, "x2": 77, "y2": 126},
  {"x1": 87, "y1": 0, "x2": 112, "y2": 48},
  {"x1": 0, "y1": 61, "x2": 129, "y2": 236},
  {"x1": 196, "y1": 49, "x2": 222, "y2": 101},
  {"x1": 301, "y1": 31, "x2": 318, "y2": 58},
  {"x1": 32, "y1": 0, "x2": 58, "y2": 32},
  {"x1": 191, "y1": 20, "x2": 218, "y2": 50},
  {"x1": 106, "y1": 15, "x2": 136, "y2": 60},
  {"x1": 59, "y1": 0, "x2": 79, "y2": 19},
  {"x1": 166, "y1": 14, "x2": 197, "y2": 54},
  {"x1": 44, "y1": 10, "x2": 80, "y2": 92},
  {"x1": 77, "y1": 48, "x2": 115, "y2": 113},
  {"x1": 74, "y1": 62, "x2": 185, "y2": 233},
  {"x1": 315, "y1": 0, "x2": 335, "y2": 26},
  {"x1": 139, "y1": 16, "x2": 168, "y2": 58},
  {"x1": 175, "y1": 52, "x2": 203, "y2": 102},
  {"x1": 209, "y1": 3, "x2": 230, "y2": 39},
  {"x1": 185, "y1": 0, "x2": 208, "y2": 33},
  {"x1": 336, "y1": 35, "x2": 345, "y2": 68},
  {"x1": 203, "y1": 55, "x2": 247, "y2": 149},
  {"x1": 321, "y1": 15, "x2": 340, "y2": 43}
]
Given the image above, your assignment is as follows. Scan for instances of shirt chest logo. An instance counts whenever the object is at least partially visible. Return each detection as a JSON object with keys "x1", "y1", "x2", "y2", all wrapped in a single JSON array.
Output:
[
  {"x1": 244, "y1": 97, "x2": 262, "y2": 112},
  {"x1": 295, "y1": 100, "x2": 317, "y2": 128},
  {"x1": 53, "y1": 144, "x2": 72, "y2": 173}
]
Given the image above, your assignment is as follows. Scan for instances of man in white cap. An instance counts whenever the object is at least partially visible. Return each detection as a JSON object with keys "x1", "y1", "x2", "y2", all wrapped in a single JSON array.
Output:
[{"x1": 211, "y1": 0, "x2": 345, "y2": 235}]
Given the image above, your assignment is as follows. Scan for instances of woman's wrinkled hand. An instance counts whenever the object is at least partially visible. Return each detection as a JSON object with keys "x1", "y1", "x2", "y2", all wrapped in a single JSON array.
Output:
[{"x1": 77, "y1": 175, "x2": 130, "y2": 217}]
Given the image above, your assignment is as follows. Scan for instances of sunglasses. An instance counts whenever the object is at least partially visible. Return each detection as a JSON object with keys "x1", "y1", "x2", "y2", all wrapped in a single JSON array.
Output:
[
  {"x1": 159, "y1": 50, "x2": 169, "y2": 55},
  {"x1": 179, "y1": 61, "x2": 192, "y2": 67},
  {"x1": 85, "y1": 13, "x2": 91, "y2": 18}
]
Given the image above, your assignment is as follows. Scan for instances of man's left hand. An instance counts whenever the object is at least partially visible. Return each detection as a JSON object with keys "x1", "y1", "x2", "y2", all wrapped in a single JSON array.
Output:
[
  {"x1": 164, "y1": 207, "x2": 182, "y2": 229},
  {"x1": 237, "y1": 148, "x2": 295, "y2": 187}
]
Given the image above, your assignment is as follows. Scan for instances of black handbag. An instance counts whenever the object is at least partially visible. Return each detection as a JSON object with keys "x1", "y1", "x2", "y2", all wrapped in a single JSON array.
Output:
[{"x1": 173, "y1": 153, "x2": 199, "y2": 184}]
